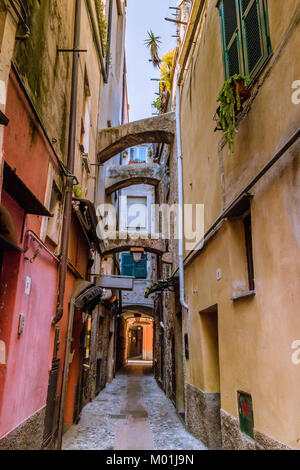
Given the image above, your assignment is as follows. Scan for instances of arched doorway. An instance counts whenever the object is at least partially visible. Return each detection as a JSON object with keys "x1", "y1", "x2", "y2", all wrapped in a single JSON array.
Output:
[{"x1": 128, "y1": 325, "x2": 143, "y2": 360}]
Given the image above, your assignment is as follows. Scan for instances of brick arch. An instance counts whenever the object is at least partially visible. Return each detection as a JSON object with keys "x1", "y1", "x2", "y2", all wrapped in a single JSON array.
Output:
[{"x1": 97, "y1": 112, "x2": 176, "y2": 163}]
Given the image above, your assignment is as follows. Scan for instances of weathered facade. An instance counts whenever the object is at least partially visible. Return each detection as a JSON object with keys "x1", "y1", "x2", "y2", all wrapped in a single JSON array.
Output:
[
  {"x1": 1, "y1": 0, "x2": 299, "y2": 453},
  {"x1": 0, "y1": 0, "x2": 128, "y2": 450},
  {"x1": 157, "y1": 0, "x2": 300, "y2": 451}
]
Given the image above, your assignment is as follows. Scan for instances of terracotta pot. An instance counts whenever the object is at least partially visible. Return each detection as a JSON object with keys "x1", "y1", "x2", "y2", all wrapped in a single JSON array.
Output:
[{"x1": 233, "y1": 79, "x2": 251, "y2": 103}]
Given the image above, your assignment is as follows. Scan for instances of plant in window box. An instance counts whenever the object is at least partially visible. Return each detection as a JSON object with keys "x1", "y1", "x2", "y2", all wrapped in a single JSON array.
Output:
[{"x1": 216, "y1": 74, "x2": 250, "y2": 152}]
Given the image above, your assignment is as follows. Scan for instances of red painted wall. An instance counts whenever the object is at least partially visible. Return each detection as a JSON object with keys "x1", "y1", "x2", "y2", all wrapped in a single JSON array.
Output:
[
  {"x1": 0, "y1": 70, "x2": 59, "y2": 438},
  {"x1": 0, "y1": 69, "x2": 91, "y2": 439}
]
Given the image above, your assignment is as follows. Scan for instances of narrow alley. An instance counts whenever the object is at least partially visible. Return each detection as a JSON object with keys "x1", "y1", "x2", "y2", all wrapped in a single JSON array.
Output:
[
  {"x1": 63, "y1": 364, "x2": 206, "y2": 451},
  {"x1": 0, "y1": 0, "x2": 299, "y2": 454}
]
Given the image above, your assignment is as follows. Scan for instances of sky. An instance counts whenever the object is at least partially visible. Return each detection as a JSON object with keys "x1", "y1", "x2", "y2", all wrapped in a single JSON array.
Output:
[{"x1": 125, "y1": 0, "x2": 178, "y2": 122}]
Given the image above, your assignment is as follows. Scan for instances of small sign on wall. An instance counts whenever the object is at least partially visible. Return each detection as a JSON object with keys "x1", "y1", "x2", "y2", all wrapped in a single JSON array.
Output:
[
  {"x1": 238, "y1": 391, "x2": 254, "y2": 438},
  {"x1": 18, "y1": 314, "x2": 25, "y2": 336},
  {"x1": 25, "y1": 276, "x2": 31, "y2": 296}
]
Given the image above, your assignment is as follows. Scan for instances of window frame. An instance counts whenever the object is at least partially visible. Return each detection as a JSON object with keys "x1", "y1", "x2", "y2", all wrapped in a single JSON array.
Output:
[{"x1": 219, "y1": 0, "x2": 272, "y2": 83}]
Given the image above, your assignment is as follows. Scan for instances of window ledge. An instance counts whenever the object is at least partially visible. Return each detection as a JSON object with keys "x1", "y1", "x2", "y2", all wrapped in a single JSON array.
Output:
[{"x1": 231, "y1": 290, "x2": 256, "y2": 301}]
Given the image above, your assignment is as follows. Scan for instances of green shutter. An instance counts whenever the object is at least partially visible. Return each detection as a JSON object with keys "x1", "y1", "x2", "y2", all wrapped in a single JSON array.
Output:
[
  {"x1": 239, "y1": 0, "x2": 271, "y2": 79},
  {"x1": 121, "y1": 253, "x2": 147, "y2": 279},
  {"x1": 121, "y1": 253, "x2": 134, "y2": 277},
  {"x1": 219, "y1": 0, "x2": 243, "y2": 79},
  {"x1": 219, "y1": 0, "x2": 271, "y2": 81},
  {"x1": 134, "y1": 255, "x2": 147, "y2": 279}
]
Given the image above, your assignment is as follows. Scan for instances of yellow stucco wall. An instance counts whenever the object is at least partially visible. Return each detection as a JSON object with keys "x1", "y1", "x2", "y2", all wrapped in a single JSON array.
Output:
[{"x1": 180, "y1": 0, "x2": 300, "y2": 448}]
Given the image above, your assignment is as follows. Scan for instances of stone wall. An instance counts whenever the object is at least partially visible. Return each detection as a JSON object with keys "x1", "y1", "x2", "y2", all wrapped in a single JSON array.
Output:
[
  {"x1": 221, "y1": 409, "x2": 293, "y2": 451},
  {"x1": 13, "y1": 0, "x2": 73, "y2": 162},
  {"x1": 0, "y1": 407, "x2": 46, "y2": 450},
  {"x1": 185, "y1": 383, "x2": 222, "y2": 450}
]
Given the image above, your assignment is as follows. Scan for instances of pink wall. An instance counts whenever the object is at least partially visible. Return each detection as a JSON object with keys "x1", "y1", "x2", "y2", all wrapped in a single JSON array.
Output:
[
  {"x1": 0, "y1": 243, "x2": 57, "y2": 437},
  {"x1": 0, "y1": 194, "x2": 58, "y2": 437},
  {"x1": 0, "y1": 70, "x2": 60, "y2": 438}
]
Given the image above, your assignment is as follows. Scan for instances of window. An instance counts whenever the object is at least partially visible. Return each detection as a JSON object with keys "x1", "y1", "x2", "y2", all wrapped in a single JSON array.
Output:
[
  {"x1": 121, "y1": 253, "x2": 147, "y2": 279},
  {"x1": 80, "y1": 70, "x2": 91, "y2": 155},
  {"x1": 126, "y1": 196, "x2": 148, "y2": 230},
  {"x1": 46, "y1": 183, "x2": 63, "y2": 246},
  {"x1": 184, "y1": 333, "x2": 189, "y2": 360},
  {"x1": 219, "y1": 0, "x2": 271, "y2": 81},
  {"x1": 225, "y1": 194, "x2": 255, "y2": 298},
  {"x1": 129, "y1": 147, "x2": 147, "y2": 163},
  {"x1": 243, "y1": 213, "x2": 255, "y2": 291}
]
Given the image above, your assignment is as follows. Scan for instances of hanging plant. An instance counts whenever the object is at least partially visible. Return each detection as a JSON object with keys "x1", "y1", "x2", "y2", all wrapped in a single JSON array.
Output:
[{"x1": 216, "y1": 74, "x2": 250, "y2": 152}]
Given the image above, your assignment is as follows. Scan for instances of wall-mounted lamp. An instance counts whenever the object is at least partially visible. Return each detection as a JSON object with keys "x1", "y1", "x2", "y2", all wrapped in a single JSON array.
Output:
[{"x1": 130, "y1": 247, "x2": 145, "y2": 264}]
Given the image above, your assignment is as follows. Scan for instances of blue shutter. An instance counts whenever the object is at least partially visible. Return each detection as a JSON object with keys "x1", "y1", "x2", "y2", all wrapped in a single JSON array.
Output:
[
  {"x1": 121, "y1": 254, "x2": 134, "y2": 276},
  {"x1": 134, "y1": 255, "x2": 147, "y2": 279}
]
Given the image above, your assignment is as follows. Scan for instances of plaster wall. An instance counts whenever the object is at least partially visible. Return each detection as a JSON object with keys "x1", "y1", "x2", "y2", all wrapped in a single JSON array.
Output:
[{"x1": 178, "y1": 0, "x2": 300, "y2": 449}]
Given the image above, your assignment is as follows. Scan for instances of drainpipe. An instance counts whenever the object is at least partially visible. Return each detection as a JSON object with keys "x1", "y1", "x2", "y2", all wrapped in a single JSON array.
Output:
[
  {"x1": 176, "y1": 70, "x2": 189, "y2": 311},
  {"x1": 52, "y1": 0, "x2": 81, "y2": 326},
  {"x1": 54, "y1": 0, "x2": 82, "y2": 451},
  {"x1": 56, "y1": 297, "x2": 76, "y2": 450}
]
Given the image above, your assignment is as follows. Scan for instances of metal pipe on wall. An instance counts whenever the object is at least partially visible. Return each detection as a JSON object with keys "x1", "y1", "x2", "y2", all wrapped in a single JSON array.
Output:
[
  {"x1": 52, "y1": 0, "x2": 81, "y2": 326},
  {"x1": 176, "y1": 70, "x2": 189, "y2": 311},
  {"x1": 55, "y1": 0, "x2": 82, "y2": 450}
]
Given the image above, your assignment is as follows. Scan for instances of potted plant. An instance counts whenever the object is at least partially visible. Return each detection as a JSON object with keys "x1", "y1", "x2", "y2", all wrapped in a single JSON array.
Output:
[{"x1": 216, "y1": 74, "x2": 250, "y2": 152}]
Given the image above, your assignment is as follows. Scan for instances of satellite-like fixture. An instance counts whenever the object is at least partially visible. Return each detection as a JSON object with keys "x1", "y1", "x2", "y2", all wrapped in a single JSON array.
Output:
[{"x1": 74, "y1": 285, "x2": 103, "y2": 313}]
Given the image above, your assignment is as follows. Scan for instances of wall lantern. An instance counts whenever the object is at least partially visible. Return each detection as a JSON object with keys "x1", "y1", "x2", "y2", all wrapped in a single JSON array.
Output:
[{"x1": 130, "y1": 247, "x2": 145, "y2": 264}]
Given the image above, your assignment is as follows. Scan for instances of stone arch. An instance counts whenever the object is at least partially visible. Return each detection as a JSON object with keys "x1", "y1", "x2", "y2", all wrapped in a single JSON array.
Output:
[
  {"x1": 101, "y1": 236, "x2": 165, "y2": 256},
  {"x1": 97, "y1": 112, "x2": 176, "y2": 163},
  {"x1": 122, "y1": 306, "x2": 154, "y2": 318},
  {"x1": 105, "y1": 163, "x2": 164, "y2": 195}
]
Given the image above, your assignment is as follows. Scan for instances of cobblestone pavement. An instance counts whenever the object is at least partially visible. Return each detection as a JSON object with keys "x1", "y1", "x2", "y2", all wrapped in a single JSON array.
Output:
[{"x1": 63, "y1": 364, "x2": 207, "y2": 451}]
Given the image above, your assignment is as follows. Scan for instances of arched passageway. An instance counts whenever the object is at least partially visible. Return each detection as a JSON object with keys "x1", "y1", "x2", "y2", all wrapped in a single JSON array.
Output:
[
  {"x1": 97, "y1": 112, "x2": 176, "y2": 163},
  {"x1": 105, "y1": 163, "x2": 163, "y2": 195},
  {"x1": 102, "y1": 237, "x2": 166, "y2": 256}
]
